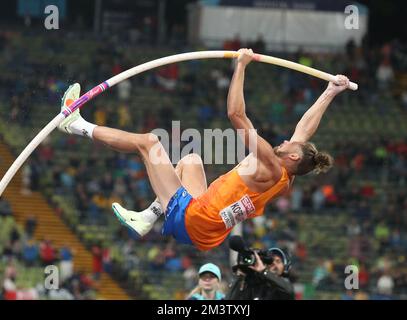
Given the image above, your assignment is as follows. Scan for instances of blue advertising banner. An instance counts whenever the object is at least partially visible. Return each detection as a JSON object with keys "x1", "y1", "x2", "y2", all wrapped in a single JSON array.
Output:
[
  {"x1": 202, "y1": 0, "x2": 367, "y2": 13},
  {"x1": 18, "y1": 0, "x2": 66, "y2": 18}
]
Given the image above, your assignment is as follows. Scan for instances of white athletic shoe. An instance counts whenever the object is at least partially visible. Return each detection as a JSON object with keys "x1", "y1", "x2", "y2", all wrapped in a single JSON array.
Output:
[
  {"x1": 58, "y1": 83, "x2": 83, "y2": 134},
  {"x1": 112, "y1": 202, "x2": 154, "y2": 237}
]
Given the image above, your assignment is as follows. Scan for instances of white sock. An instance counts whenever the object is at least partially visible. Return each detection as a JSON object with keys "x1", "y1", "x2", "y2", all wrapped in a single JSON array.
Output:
[
  {"x1": 139, "y1": 200, "x2": 163, "y2": 224},
  {"x1": 70, "y1": 117, "x2": 97, "y2": 139}
]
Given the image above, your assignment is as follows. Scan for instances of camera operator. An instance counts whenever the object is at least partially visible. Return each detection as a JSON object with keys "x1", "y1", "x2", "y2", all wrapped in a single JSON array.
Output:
[{"x1": 226, "y1": 237, "x2": 295, "y2": 300}]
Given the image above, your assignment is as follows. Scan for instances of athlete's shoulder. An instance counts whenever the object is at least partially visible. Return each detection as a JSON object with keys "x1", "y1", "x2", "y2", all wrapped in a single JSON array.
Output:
[{"x1": 262, "y1": 159, "x2": 284, "y2": 183}]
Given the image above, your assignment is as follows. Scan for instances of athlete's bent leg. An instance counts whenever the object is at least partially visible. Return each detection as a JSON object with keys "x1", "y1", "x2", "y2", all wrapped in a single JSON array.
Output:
[
  {"x1": 175, "y1": 153, "x2": 207, "y2": 198},
  {"x1": 112, "y1": 153, "x2": 207, "y2": 236},
  {"x1": 93, "y1": 128, "x2": 181, "y2": 211},
  {"x1": 58, "y1": 84, "x2": 181, "y2": 212}
]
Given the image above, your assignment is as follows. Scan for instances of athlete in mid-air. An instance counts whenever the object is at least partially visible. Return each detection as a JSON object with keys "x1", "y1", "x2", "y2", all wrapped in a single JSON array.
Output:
[{"x1": 59, "y1": 49, "x2": 350, "y2": 251}]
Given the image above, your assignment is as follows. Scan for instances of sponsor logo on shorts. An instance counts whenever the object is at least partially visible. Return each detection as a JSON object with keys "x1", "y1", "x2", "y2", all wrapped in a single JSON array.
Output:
[{"x1": 219, "y1": 195, "x2": 255, "y2": 229}]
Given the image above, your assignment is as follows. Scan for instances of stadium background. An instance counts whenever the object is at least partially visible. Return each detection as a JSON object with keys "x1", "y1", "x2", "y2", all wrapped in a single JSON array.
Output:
[{"x1": 0, "y1": 0, "x2": 406, "y2": 300}]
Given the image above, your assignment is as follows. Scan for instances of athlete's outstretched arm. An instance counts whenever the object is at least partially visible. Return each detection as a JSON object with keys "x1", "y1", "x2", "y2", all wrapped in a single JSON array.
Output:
[
  {"x1": 290, "y1": 76, "x2": 349, "y2": 143},
  {"x1": 227, "y1": 48, "x2": 255, "y2": 131},
  {"x1": 227, "y1": 48, "x2": 279, "y2": 167}
]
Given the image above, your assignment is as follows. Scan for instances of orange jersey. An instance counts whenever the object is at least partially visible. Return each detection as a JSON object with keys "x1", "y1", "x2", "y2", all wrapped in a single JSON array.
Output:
[{"x1": 185, "y1": 167, "x2": 290, "y2": 251}]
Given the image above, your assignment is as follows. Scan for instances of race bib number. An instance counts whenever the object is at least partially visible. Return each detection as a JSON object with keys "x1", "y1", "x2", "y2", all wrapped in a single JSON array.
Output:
[{"x1": 219, "y1": 195, "x2": 255, "y2": 229}]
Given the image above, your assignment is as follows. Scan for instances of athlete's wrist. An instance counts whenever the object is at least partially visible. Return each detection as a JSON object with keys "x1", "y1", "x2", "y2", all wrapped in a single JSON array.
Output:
[
  {"x1": 236, "y1": 62, "x2": 247, "y2": 70},
  {"x1": 323, "y1": 88, "x2": 338, "y2": 98}
]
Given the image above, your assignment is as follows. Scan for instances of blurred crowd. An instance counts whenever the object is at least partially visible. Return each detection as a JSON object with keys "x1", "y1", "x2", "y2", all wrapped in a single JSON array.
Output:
[{"x1": 0, "y1": 200, "x2": 97, "y2": 300}]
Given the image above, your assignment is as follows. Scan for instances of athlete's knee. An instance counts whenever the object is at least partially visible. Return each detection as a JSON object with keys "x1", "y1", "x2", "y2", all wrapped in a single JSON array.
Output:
[
  {"x1": 181, "y1": 153, "x2": 203, "y2": 166},
  {"x1": 137, "y1": 133, "x2": 160, "y2": 151}
]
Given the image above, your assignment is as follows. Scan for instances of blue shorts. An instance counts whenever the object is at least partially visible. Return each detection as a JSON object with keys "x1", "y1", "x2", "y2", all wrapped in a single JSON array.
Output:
[{"x1": 162, "y1": 186, "x2": 194, "y2": 245}]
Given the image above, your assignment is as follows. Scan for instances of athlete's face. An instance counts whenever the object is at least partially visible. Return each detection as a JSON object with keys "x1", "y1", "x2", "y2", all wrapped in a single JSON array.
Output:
[
  {"x1": 199, "y1": 272, "x2": 219, "y2": 291},
  {"x1": 273, "y1": 140, "x2": 302, "y2": 160},
  {"x1": 268, "y1": 255, "x2": 285, "y2": 276}
]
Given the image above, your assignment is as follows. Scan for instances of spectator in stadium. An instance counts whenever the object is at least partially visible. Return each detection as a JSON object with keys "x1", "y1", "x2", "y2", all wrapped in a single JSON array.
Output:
[
  {"x1": 59, "y1": 245, "x2": 74, "y2": 282},
  {"x1": 183, "y1": 265, "x2": 198, "y2": 291},
  {"x1": 341, "y1": 289, "x2": 355, "y2": 300},
  {"x1": 117, "y1": 79, "x2": 132, "y2": 102},
  {"x1": 0, "y1": 199, "x2": 12, "y2": 217},
  {"x1": 91, "y1": 244, "x2": 103, "y2": 280},
  {"x1": 156, "y1": 64, "x2": 179, "y2": 91},
  {"x1": 376, "y1": 58, "x2": 394, "y2": 90},
  {"x1": 22, "y1": 239, "x2": 39, "y2": 267},
  {"x1": 312, "y1": 259, "x2": 329, "y2": 287},
  {"x1": 358, "y1": 263, "x2": 370, "y2": 289},
  {"x1": 21, "y1": 162, "x2": 33, "y2": 195},
  {"x1": 1, "y1": 241, "x2": 14, "y2": 261},
  {"x1": 186, "y1": 263, "x2": 225, "y2": 300},
  {"x1": 347, "y1": 218, "x2": 362, "y2": 237},
  {"x1": 0, "y1": 259, "x2": 38, "y2": 300},
  {"x1": 39, "y1": 239, "x2": 56, "y2": 266},
  {"x1": 9, "y1": 225, "x2": 21, "y2": 249},
  {"x1": 376, "y1": 270, "x2": 395, "y2": 298},
  {"x1": 223, "y1": 34, "x2": 242, "y2": 51},
  {"x1": 2, "y1": 270, "x2": 18, "y2": 300},
  {"x1": 249, "y1": 34, "x2": 266, "y2": 54},
  {"x1": 102, "y1": 246, "x2": 113, "y2": 274},
  {"x1": 24, "y1": 215, "x2": 37, "y2": 239}
]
